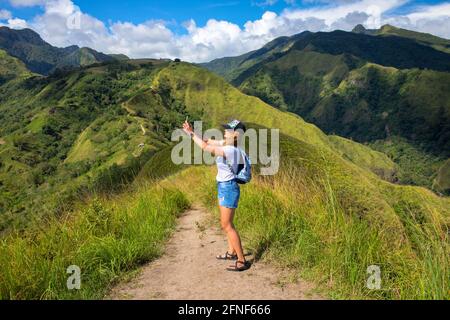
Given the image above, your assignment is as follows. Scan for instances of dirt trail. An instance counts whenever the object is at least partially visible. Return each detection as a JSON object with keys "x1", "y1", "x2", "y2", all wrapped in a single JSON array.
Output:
[{"x1": 107, "y1": 206, "x2": 322, "y2": 300}]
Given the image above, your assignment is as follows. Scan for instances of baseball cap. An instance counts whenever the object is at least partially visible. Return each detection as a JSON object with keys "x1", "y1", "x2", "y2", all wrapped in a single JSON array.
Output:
[{"x1": 222, "y1": 119, "x2": 246, "y2": 132}]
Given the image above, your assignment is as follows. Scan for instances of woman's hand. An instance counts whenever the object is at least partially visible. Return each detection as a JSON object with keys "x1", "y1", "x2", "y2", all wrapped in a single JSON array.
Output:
[
  {"x1": 182, "y1": 120, "x2": 225, "y2": 157},
  {"x1": 183, "y1": 120, "x2": 193, "y2": 135}
]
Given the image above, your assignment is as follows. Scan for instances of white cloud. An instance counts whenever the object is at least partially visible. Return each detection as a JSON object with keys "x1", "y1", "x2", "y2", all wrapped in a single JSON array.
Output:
[
  {"x1": 253, "y1": 0, "x2": 279, "y2": 7},
  {"x1": 283, "y1": 0, "x2": 406, "y2": 26},
  {"x1": 8, "y1": 0, "x2": 46, "y2": 7},
  {"x1": 406, "y1": 2, "x2": 450, "y2": 22},
  {"x1": 3, "y1": 0, "x2": 450, "y2": 62},
  {"x1": 330, "y1": 11, "x2": 369, "y2": 30},
  {"x1": 0, "y1": 10, "x2": 13, "y2": 20},
  {"x1": 6, "y1": 18, "x2": 28, "y2": 29},
  {"x1": 383, "y1": 2, "x2": 450, "y2": 39}
]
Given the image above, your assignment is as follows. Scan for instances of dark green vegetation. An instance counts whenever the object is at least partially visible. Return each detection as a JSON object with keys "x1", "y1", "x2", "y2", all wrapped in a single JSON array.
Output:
[
  {"x1": 108, "y1": 54, "x2": 130, "y2": 61},
  {"x1": 202, "y1": 25, "x2": 450, "y2": 193},
  {"x1": 0, "y1": 27, "x2": 114, "y2": 75},
  {"x1": 369, "y1": 137, "x2": 446, "y2": 191},
  {"x1": 0, "y1": 58, "x2": 204, "y2": 231},
  {"x1": 0, "y1": 29, "x2": 448, "y2": 299},
  {"x1": 0, "y1": 49, "x2": 32, "y2": 84},
  {"x1": 434, "y1": 159, "x2": 450, "y2": 194},
  {"x1": 0, "y1": 185, "x2": 189, "y2": 299},
  {"x1": 353, "y1": 24, "x2": 450, "y2": 54},
  {"x1": 0, "y1": 61, "x2": 450, "y2": 299},
  {"x1": 139, "y1": 62, "x2": 448, "y2": 299}
]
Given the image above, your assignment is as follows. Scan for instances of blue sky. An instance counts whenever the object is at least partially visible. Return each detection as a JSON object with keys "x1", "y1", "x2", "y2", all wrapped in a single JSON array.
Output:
[
  {"x1": 1, "y1": 0, "x2": 316, "y2": 34},
  {"x1": 1, "y1": 0, "x2": 449, "y2": 62}
]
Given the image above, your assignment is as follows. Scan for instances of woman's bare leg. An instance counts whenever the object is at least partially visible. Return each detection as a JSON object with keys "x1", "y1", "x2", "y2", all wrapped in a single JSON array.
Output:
[
  {"x1": 226, "y1": 235, "x2": 236, "y2": 256},
  {"x1": 220, "y1": 206, "x2": 245, "y2": 262},
  {"x1": 219, "y1": 206, "x2": 235, "y2": 254}
]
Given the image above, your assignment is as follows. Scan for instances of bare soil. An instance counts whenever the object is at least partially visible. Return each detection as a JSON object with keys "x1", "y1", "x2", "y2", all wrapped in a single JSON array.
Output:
[{"x1": 107, "y1": 206, "x2": 323, "y2": 300}]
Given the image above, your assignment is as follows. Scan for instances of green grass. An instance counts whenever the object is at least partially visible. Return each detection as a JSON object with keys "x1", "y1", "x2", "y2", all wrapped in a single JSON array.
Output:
[
  {"x1": 0, "y1": 49, "x2": 32, "y2": 83},
  {"x1": 329, "y1": 135, "x2": 397, "y2": 182},
  {"x1": 240, "y1": 70, "x2": 288, "y2": 111},
  {"x1": 150, "y1": 116, "x2": 448, "y2": 300},
  {"x1": 26, "y1": 112, "x2": 48, "y2": 134},
  {"x1": 203, "y1": 29, "x2": 450, "y2": 165},
  {"x1": 368, "y1": 136, "x2": 446, "y2": 191},
  {"x1": 434, "y1": 159, "x2": 450, "y2": 195},
  {"x1": 0, "y1": 60, "x2": 448, "y2": 300},
  {"x1": 0, "y1": 184, "x2": 189, "y2": 299},
  {"x1": 0, "y1": 60, "x2": 183, "y2": 230},
  {"x1": 2, "y1": 129, "x2": 448, "y2": 299},
  {"x1": 165, "y1": 162, "x2": 449, "y2": 300},
  {"x1": 153, "y1": 62, "x2": 397, "y2": 180}
]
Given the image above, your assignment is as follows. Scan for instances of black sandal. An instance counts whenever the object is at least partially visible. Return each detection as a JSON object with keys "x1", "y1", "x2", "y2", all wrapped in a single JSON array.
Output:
[
  {"x1": 216, "y1": 251, "x2": 238, "y2": 260},
  {"x1": 226, "y1": 260, "x2": 251, "y2": 272}
]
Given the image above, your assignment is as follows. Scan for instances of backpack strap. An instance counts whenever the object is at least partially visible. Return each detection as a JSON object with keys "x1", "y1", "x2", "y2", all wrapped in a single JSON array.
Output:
[{"x1": 225, "y1": 147, "x2": 244, "y2": 176}]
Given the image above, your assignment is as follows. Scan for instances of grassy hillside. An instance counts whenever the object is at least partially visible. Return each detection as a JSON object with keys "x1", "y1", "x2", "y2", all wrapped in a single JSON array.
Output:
[
  {"x1": 434, "y1": 159, "x2": 450, "y2": 195},
  {"x1": 0, "y1": 61, "x2": 448, "y2": 300},
  {"x1": 369, "y1": 137, "x2": 446, "y2": 191},
  {"x1": 163, "y1": 157, "x2": 449, "y2": 299},
  {"x1": 1, "y1": 58, "x2": 369, "y2": 231},
  {"x1": 0, "y1": 184, "x2": 189, "y2": 299},
  {"x1": 0, "y1": 59, "x2": 198, "y2": 231},
  {"x1": 203, "y1": 28, "x2": 450, "y2": 84},
  {"x1": 149, "y1": 63, "x2": 449, "y2": 297},
  {"x1": 0, "y1": 49, "x2": 32, "y2": 84},
  {"x1": 200, "y1": 32, "x2": 309, "y2": 82},
  {"x1": 203, "y1": 28, "x2": 450, "y2": 192},
  {"x1": 353, "y1": 24, "x2": 450, "y2": 54},
  {"x1": 237, "y1": 51, "x2": 450, "y2": 157}
]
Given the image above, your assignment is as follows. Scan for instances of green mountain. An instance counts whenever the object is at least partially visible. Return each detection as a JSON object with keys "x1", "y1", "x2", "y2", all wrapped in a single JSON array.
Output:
[
  {"x1": 0, "y1": 57, "x2": 398, "y2": 230},
  {"x1": 353, "y1": 24, "x2": 450, "y2": 54},
  {"x1": 0, "y1": 58, "x2": 195, "y2": 230},
  {"x1": 108, "y1": 53, "x2": 130, "y2": 61},
  {"x1": 0, "y1": 54, "x2": 448, "y2": 299},
  {"x1": 0, "y1": 27, "x2": 115, "y2": 75},
  {"x1": 0, "y1": 49, "x2": 33, "y2": 84},
  {"x1": 201, "y1": 26, "x2": 450, "y2": 193}
]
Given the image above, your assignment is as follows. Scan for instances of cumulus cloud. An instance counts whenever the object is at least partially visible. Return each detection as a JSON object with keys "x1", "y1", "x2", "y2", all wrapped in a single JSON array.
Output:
[
  {"x1": 384, "y1": 2, "x2": 450, "y2": 39},
  {"x1": 2, "y1": 0, "x2": 450, "y2": 62},
  {"x1": 1, "y1": 17, "x2": 28, "y2": 28},
  {"x1": 253, "y1": 0, "x2": 279, "y2": 7},
  {"x1": 8, "y1": 0, "x2": 46, "y2": 6},
  {"x1": 0, "y1": 10, "x2": 13, "y2": 20}
]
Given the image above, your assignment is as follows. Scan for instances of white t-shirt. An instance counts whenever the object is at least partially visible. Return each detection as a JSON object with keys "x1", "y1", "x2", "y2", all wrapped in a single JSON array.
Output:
[{"x1": 216, "y1": 146, "x2": 242, "y2": 182}]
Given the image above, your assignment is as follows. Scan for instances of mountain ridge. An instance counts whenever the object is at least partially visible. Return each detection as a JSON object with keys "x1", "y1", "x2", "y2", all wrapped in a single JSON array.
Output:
[
  {"x1": 201, "y1": 25, "x2": 450, "y2": 193},
  {"x1": 352, "y1": 24, "x2": 450, "y2": 53},
  {"x1": 0, "y1": 50, "x2": 448, "y2": 300},
  {"x1": 0, "y1": 26, "x2": 115, "y2": 75}
]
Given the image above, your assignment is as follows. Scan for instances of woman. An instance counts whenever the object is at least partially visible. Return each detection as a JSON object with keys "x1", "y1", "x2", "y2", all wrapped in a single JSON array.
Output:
[{"x1": 182, "y1": 119, "x2": 251, "y2": 272}]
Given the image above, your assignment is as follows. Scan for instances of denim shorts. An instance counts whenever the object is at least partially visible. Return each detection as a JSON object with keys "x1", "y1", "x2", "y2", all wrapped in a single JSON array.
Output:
[{"x1": 217, "y1": 179, "x2": 240, "y2": 209}]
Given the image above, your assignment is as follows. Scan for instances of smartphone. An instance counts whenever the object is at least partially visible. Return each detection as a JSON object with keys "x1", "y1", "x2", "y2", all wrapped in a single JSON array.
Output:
[{"x1": 185, "y1": 116, "x2": 189, "y2": 123}]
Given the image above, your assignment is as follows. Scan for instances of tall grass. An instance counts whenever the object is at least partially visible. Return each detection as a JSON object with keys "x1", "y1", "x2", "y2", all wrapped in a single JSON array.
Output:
[
  {"x1": 0, "y1": 184, "x2": 189, "y2": 299},
  {"x1": 168, "y1": 165, "x2": 449, "y2": 299}
]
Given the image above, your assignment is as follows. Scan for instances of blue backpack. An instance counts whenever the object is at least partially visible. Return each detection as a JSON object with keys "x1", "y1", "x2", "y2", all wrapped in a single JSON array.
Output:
[{"x1": 231, "y1": 148, "x2": 252, "y2": 184}]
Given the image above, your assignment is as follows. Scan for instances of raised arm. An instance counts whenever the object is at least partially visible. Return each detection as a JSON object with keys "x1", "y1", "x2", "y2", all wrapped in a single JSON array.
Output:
[
  {"x1": 206, "y1": 138, "x2": 225, "y2": 146},
  {"x1": 183, "y1": 121, "x2": 225, "y2": 157}
]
